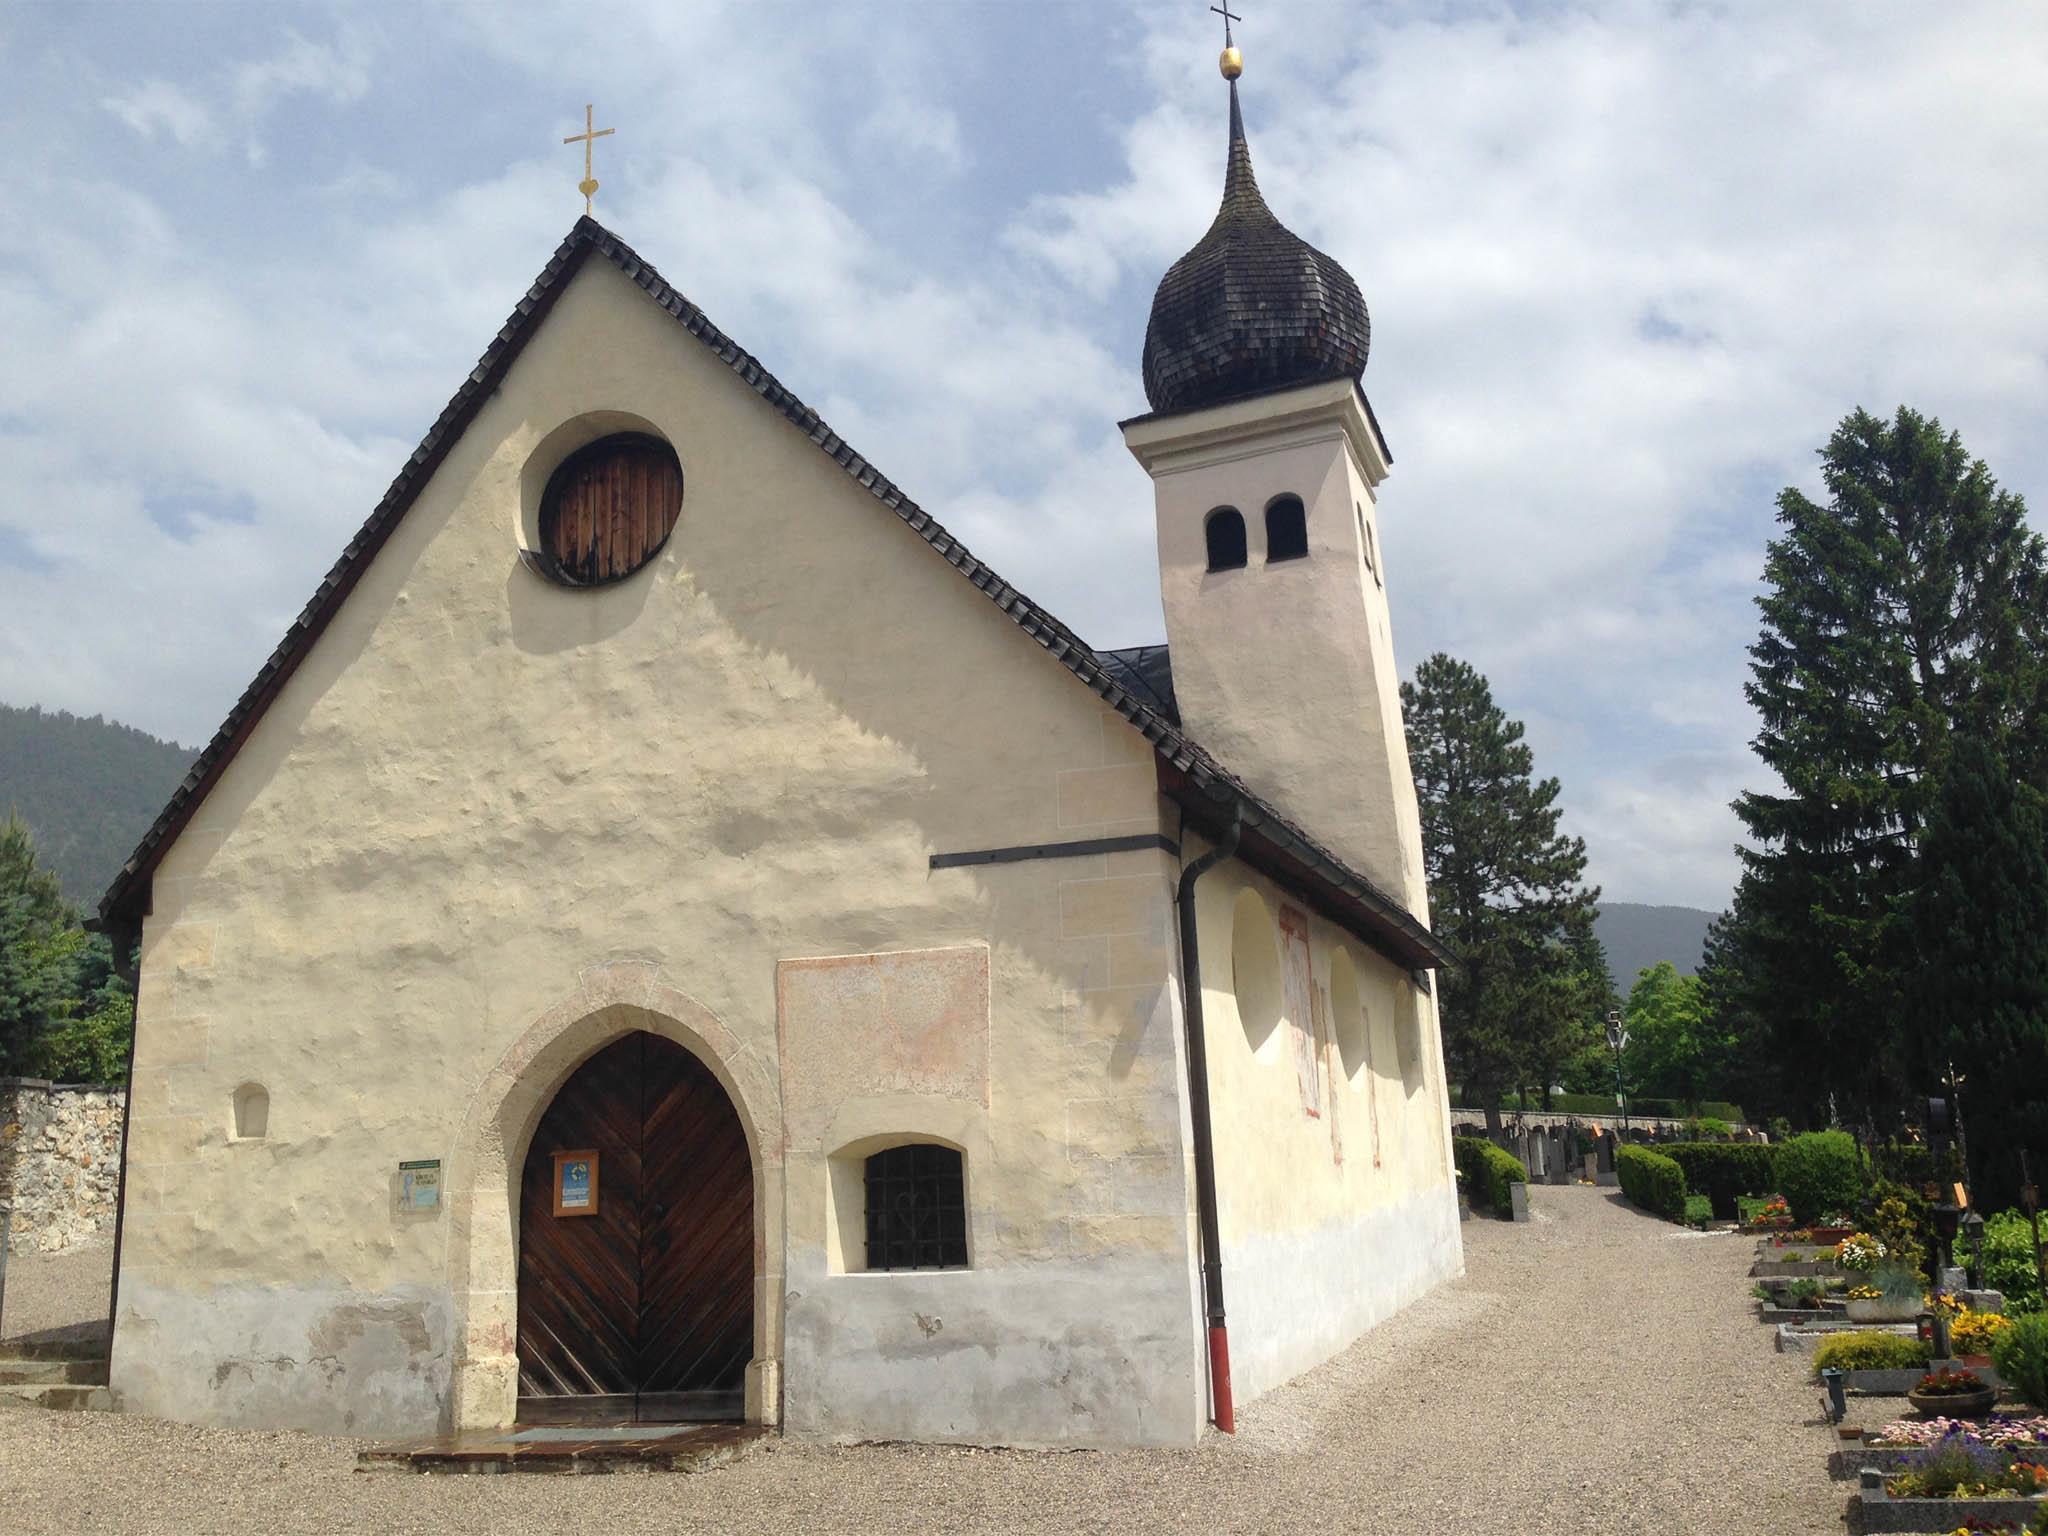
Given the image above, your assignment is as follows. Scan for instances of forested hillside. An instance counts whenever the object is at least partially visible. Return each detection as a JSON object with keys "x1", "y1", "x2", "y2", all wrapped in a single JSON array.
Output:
[
  {"x1": 1595, "y1": 902, "x2": 1713, "y2": 992},
  {"x1": 0, "y1": 703, "x2": 195, "y2": 907}
]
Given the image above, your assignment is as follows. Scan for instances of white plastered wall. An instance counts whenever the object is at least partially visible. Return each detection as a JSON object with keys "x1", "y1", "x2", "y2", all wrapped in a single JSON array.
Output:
[
  {"x1": 1188, "y1": 841, "x2": 1463, "y2": 1402},
  {"x1": 110, "y1": 253, "x2": 1207, "y2": 1446}
]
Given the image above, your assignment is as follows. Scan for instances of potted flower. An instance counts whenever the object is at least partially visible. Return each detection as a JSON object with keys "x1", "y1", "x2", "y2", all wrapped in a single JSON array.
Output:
[
  {"x1": 1908, "y1": 1368, "x2": 2000, "y2": 1419},
  {"x1": 1846, "y1": 1263, "x2": 1930, "y2": 1323},
  {"x1": 1838, "y1": 1232, "x2": 1888, "y2": 1272},
  {"x1": 1952, "y1": 1310, "x2": 2014, "y2": 1369}
]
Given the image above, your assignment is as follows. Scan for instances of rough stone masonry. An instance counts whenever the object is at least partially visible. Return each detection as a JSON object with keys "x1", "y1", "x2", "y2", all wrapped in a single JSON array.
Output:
[{"x1": 0, "y1": 1079, "x2": 125, "y2": 1253}]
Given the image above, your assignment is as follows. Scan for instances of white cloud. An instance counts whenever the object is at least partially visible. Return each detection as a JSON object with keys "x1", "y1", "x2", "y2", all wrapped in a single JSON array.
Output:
[
  {"x1": 11, "y1": 1, "x2": 2048, "y2": 915},
  {"x1": 101, "y1": 80, "x2": 215, "y2": 146}
]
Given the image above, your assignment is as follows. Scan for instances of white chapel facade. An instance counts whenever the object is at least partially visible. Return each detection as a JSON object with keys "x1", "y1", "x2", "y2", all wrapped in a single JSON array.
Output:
[{"x1": 97, "y1": 56, "x2": 1462, "y2": 1447}]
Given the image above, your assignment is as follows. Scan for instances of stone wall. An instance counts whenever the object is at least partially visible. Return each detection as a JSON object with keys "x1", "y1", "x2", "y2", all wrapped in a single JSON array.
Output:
[{"x1": 0, "y1": 1079, "x2": 125, "y2": 1253}]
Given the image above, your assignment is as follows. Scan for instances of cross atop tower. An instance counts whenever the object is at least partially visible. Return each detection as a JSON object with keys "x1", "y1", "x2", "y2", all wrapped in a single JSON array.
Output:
[
  {"x1": 562, "y1": 104, "x2": 616, "y2": 217},
  {"x1": 1210, "y1": 3, "x2": 1241, "y2": 47}
]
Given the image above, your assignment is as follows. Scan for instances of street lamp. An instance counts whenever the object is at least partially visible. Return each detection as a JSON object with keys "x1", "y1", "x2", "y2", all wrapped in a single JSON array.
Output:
[{"x1": 1606, "y1": 1009, "x2": 1631, "y2": 1137}]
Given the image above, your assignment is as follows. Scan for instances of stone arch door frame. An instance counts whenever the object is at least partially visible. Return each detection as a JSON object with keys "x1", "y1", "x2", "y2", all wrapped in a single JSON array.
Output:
[{"x1": 444, "y1": 962, "x2": 784, "y2": 1431}]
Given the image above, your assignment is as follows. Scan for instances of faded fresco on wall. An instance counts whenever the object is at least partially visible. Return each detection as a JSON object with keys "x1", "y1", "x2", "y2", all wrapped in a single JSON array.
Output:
[{"x1": 1277, "y1": 903, "x2": 1320, "y2": 1118}]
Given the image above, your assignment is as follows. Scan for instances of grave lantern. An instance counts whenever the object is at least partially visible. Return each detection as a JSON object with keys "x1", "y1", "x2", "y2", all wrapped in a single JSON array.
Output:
[
  {"x1": 1819, "y1": 1366, "x2": 1848, "y2": 1425},
  {"x1": 1961, "y1": 1209, "x2": 1986, "y2": 1289}
]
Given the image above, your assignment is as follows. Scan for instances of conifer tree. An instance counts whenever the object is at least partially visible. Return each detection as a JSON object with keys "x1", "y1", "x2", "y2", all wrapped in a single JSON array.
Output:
[
  {"x1": 1736, "y1": 405, "x2": 2048, "y2": 1124},
  {"x1": 1907, "y1": 733, "x2": 2048, "y2": 1206},
  {"x1": 1402, "y1": 654, "x2": 1599, "y2": 1131}
]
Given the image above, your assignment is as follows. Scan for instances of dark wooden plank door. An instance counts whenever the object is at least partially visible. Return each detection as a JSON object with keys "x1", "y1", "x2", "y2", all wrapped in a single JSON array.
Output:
[{"x1": 517, "y1": 1031, "x2": 752, "y2": 1423}]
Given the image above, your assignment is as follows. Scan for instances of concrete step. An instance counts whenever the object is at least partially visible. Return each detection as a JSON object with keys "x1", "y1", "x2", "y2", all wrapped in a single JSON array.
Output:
[
  {"x1": 0, "y1": 1358, "x2": 108, "y2": 1386},
  {"x1": 0, "y1": 1382, "x2": 113, "y2": 1412}
]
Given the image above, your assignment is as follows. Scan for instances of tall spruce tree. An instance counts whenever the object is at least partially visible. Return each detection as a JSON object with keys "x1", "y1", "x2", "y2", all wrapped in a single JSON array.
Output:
[
  {"x1": 1906, "y1": 733, "x2": 2048, "y2": 1206},
  {"x1": 1402, "y1": 654, "x2": 1599, "y2": 1131},
  {"x1": 1736, "y1": 406, "x2": 2048, "y2": 1125}
]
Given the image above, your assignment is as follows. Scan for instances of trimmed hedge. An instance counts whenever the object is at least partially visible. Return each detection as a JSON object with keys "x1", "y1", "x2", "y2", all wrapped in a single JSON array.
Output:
[
  {"x1": 1773, "y1": 1130, "x2": 1862, "y2": 1225},
  {"x1": 1453, "y1": 1134, "x2": 1528, "y2": 1217},
  {"x1": 1810, "y1": 1330, "x2": 1931, "y2": 1377},
  {"x1": 1617, "y1": 1144, "x2": 1688, "y2": 1222},
  {"x1": 1662, "y1": 1142, "x2": 1775, "y2": 1221}
]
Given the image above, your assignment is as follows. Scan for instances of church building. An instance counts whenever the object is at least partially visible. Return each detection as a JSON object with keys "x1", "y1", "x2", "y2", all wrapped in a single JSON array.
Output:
[{"x1": 96, "y1": 46, "x2": 1461, "y2": 1447}]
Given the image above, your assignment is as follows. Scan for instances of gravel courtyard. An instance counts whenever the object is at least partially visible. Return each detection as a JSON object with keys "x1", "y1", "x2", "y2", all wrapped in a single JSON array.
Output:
[{"x1": 4, "y1": 1185, "x2": 1840, "y2": 1535}]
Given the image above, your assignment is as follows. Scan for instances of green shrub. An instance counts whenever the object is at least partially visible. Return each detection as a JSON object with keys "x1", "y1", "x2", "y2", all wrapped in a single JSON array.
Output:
[
  {"x1": 1981, "y1": 1209, "x2": 2046, "y2": 1315},
  {"x1": 1991, "y1": 1311, "x2": 2048, "y2": 1410},
  {"x1": 1617, "y1": 1145, "x2": 1687, "y2": 1221},
  {"x1": 1684, "y1": 1116, "x2": 1734, "y2": 1141},
  {"x1": 1809, "y1": 1330, "x2": 1932, "y2": 1377},
  {"x1": 1772, "y1": 1131, "x2": 1861, "y2": 1224},
  {"x1": 1661, "y1": 1142, "x2": 1775, "y2": 1221},
  {"x1": 1452, "y1": 1135, "x2": 1527, "y2": 1217}
]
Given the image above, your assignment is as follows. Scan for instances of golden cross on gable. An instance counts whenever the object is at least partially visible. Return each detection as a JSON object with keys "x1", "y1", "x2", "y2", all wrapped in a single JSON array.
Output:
[{"x1": 563, "y1": 103, "x2": 616, "y2": 217}]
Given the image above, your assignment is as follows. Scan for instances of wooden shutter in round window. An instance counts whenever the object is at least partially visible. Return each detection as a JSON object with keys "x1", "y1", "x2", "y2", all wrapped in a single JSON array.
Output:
[{"x1": 538, "y1": 433, "x2": 683, "y2": 586}]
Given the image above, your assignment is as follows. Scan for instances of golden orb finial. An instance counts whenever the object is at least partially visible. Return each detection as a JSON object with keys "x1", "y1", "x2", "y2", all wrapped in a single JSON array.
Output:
[{"x1": 1210, "y1": 5, "x2": 1244, "y2": 79}]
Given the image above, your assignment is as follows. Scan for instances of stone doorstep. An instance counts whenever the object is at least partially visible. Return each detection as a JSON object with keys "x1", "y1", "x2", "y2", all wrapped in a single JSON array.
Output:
[
  {"x1": 358, "y1": 1423, "x2": 767, "y2": 1476},
  {"x1": 0, "y1": 1383, "x2": 112, "y2": 1412},
  {"x1": 0, "y1": 1358, "x2": 106, "y2": 1386},
  {"x1": 1845, "y1": 1492, "x2": 2046, "y2": 1534}
]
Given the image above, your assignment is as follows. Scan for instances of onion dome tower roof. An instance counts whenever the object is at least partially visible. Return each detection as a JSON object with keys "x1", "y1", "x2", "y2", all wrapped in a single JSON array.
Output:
[{"x1": 1140, "y1": 79, "x2": 1370, "y2": 415}]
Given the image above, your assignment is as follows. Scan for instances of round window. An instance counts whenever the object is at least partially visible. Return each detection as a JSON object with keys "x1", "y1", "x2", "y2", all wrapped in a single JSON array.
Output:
[{"x1": 535, "y1": 432, "x2": 683, "y2": 586}]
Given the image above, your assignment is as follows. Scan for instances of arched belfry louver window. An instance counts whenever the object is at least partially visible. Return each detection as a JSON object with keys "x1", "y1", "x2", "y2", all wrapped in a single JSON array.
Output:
[
  {"x1": 1205, "y1": 507, "x2": 1248, "y2": 572},
  {"x1": 1266, "y1": 495, "x2": 1309, "y2": 562},
  {"x1": 863, "y1": 1143, "x2": 968, "y2": 1270},
  {"x1": 536, "y1": 432, "x2": 684, "y2": 586}
]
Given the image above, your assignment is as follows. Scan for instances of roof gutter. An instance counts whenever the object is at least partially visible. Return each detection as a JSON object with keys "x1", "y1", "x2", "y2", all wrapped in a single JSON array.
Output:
[{"x1": 1175, "y1": 802, "x2": 1243, "y2": 1434}]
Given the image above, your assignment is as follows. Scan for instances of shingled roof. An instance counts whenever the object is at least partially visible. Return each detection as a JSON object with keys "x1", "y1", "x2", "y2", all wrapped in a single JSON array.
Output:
[
  {"x1": 97, "y1": 216, "x2": 1448, "y2": 972},
  {"x1": 1140, "y1": 80, "x2": 1371, "y2": 416}
]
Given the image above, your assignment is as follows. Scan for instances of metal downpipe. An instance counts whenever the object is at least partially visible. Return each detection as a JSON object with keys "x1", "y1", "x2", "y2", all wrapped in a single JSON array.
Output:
[{"x1": 1175, "y1": 805, "x2": 1242, "y2": 1433}]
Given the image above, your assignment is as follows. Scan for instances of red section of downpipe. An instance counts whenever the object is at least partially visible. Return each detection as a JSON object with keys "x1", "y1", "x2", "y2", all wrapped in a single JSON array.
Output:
[{"x1": 1207, "y1": 1324, "x2": 1235, "y2": 1434}]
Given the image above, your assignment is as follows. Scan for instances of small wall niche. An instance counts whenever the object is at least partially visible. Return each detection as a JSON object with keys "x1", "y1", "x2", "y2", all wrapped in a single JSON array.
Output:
[{"x1": 232, "y1": 1082, "x2": 270, "y2": 1140}]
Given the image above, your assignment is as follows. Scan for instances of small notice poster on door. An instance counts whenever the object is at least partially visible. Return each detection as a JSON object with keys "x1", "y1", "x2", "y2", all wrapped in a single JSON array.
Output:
[{"x1": 553, "y1": 1149, "x2": 599, "y2": 1217}]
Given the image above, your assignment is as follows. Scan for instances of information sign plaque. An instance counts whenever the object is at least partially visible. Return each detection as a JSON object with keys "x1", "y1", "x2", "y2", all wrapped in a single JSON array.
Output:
[
  {"x1": 399, "y1": 1159, "x2": 441, "y2": 1212},
  {"x1": 553, "y1": 1149, "x2": 599, "y2": 1217}
]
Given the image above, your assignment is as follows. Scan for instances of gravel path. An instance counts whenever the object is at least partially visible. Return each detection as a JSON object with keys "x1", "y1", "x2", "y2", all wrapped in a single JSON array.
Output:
[
  {"x1": 1, "y1": 1236, "x2": 111, "y2": 1344},
  {"x1": 4, "y1": 1186, "x2": 1841, "y2": 1534}
]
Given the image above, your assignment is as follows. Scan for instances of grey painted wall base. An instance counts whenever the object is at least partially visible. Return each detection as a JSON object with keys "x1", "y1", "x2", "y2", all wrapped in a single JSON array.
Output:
[
  {"x1": 1221, "y1": 1185, "x2": 1463, "y2": 1407},
  {"x1": 781, "y1": 1250, "x2": 1205, "y2": 1448},
  {"x1": 111, "y1": 1281, "x2": 453, "y2": 1437}
]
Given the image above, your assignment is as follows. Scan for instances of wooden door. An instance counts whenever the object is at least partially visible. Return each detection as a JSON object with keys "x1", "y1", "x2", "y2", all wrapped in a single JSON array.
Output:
[{"x1": 516, "y1": 1031, "x2": 752, "y2": 1423}]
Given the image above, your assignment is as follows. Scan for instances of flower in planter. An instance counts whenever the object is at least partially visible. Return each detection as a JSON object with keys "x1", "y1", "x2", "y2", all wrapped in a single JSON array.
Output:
[
  {"x1": 1916, "y1": 1369, "x2": 1990, "y2": 1397},
  {"x1": 1872, "y1": 1415, "x2": 2048, "y2": 1449},
  {"x1": 1848, "y1": 1284, "x2": 1884, "y2": 1301},
  {"x1": 1838, "y1": 1232, "x2": 1889, "y2": 1270},
  {"x1": 1954, "y1": 1311, "x2": 2015, "y2": 1356}
]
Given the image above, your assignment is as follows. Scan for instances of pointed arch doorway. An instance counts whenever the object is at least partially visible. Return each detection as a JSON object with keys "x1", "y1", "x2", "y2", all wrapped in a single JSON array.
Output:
[{"x1": 517, "y1": 1029, "x2": 754, "y2": 1423}]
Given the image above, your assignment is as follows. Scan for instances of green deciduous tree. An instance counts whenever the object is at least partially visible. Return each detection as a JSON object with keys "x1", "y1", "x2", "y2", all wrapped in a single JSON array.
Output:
[
  {"x1": 1735, "y1": 405, "x2": 2048, "y2": 1126},
  {"x1": 1403, "y1": 654, "x2": 1600, "y2": 1132},
  {"x1": 0, "y1": 813, "x2": 132, "y2": 1079},
  {"x1": 1622, "y1": 960, "x2": 1732, "y2": 1110}
]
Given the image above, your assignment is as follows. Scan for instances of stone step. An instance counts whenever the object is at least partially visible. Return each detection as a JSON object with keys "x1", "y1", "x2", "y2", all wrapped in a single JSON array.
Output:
[
  {"x1": 0, "y1": 1382, "x2": 113, "y2": 1412},
  {"x1": 0, "y1": 1358, "x2": 108, "y2": 1386},
  {"x1": 0, "y1": 1324, "x2": 112, "y2": 1362}
]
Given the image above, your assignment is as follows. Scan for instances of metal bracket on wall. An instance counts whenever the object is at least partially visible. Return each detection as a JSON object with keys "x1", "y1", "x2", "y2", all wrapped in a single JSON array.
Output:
[{"x1": 930, "y1": 833, "x2": 1180, "y2": 870}]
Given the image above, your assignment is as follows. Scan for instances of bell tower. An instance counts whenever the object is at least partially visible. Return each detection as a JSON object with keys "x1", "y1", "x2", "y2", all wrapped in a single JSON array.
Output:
[{"x1": 1121, "y1": 55, "x2": 1425, "y2": 916}]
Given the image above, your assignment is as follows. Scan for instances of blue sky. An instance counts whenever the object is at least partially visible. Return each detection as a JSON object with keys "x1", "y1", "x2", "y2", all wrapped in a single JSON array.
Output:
[{"x1": 5, "y1": 1, "x2": 2047, "y2": 910}]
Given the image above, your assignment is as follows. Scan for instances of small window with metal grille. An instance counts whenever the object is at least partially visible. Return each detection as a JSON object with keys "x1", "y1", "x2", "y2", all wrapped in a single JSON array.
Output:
[{"x1": 863, "y1": 1143, "x2": 968, "y2": 1270}]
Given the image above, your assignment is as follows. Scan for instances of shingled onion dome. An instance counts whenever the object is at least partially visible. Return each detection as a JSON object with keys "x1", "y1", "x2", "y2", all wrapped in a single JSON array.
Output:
[{"x1": 1140, "y1": 81, "x2": 1370, "y2": 415}]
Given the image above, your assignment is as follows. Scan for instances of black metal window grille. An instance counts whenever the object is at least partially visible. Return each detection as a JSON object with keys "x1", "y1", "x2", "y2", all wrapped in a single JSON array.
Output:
[
  {"x1": 863, "y1": 1144, "x2": 968, "y2": 1271},
  {"x1": 1265, "y1": 495, "x2": 1308, "y2": 561},
  {"x1": 1205, "y1": 507, "x2": 1248, "y2": 571}
]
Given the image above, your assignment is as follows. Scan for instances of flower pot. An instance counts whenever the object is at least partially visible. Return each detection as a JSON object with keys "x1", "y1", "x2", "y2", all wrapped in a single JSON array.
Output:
[
  {"x1": 1846, "y1": 1297, "x2": 1920, "y2": 1323},
  {"x1": 1906, "y1": 1387, "x2": 1997, "y2": 1418},
  {"x1": 1809, "y1": 1226, "x2": 1855, "y2": 1244},
  {"x1": 1960, "y1": 1353, "x2": 1994, "y2": 1369}
]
